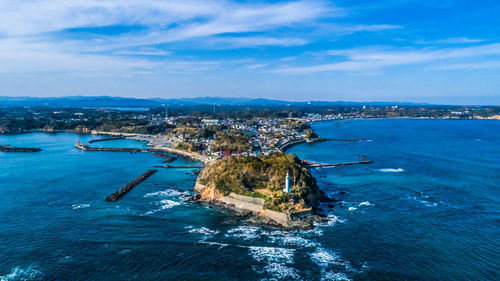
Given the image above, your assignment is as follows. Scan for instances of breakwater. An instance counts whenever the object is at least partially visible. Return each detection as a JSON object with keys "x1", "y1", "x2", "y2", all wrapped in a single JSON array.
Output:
[
  {"x1": 155, "y1": 165, "x2": 203, "y2": 169},
  {"x1": 0, "y1": 144, "x2": 41, "y2": 152},
  {"x1": 302, "y1": 156, "x2": 373, "y2": 168},
  {"x1": 105, "y1": 169, "x2": 158, "y2": 202},
  {"x1": 151, "y1": 152, "x2": 177, "y2": 163},
  {"x1": 89, "y1": 137, "x2": 124, "y2": 143}
]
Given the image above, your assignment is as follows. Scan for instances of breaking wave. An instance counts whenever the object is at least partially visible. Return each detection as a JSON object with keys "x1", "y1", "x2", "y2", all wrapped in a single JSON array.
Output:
[
  {"x1": 225, "y1": 226, "x2": 261, "y2": 241},
  {"x1": 144, "y1": 189, "x2": 187, "y2": 198},
  {"x1": 72, "y1": 204, "x2": 90, "y2": 210},
  {"x1": 249, "y1": 246, "x2": 300, "y2": 280},
  {"x1": 378, "y1": 168, "x2": 405, "y2": 173},
  {"x1": 0, "y1": 266, "x2": 42, "y2": 281}
]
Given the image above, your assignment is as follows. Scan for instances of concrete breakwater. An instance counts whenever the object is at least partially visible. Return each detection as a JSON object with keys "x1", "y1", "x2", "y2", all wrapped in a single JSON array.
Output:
[
  {"x1": 151, "y1": 152, "x2": 177, "y2": 163},
  {"x1": 0, "y1": 144, "x2": 41, "y2": 152},
  {"x1": 89, "y1": 136, "x2": 124, "y2": 143},
  {"x1": 302, "y1": 156, "x2": 373, "y2": 168},
  {"x1": 105, "y1": 169, "x2": 158, "y2": 202},
  {"x1": 155, "y1": 165, "x2": 203, "y2": 169}
]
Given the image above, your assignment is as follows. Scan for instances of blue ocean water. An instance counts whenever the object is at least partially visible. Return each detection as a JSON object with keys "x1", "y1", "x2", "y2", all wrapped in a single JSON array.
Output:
[{"x1": 1, "y1": 119, "x2": 499, "y2": 280}]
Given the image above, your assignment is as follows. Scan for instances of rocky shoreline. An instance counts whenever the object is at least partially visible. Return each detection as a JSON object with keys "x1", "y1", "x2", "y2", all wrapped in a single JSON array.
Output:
[{"x1": 189, "y1": 193, "x2": 328, "y2": 230}]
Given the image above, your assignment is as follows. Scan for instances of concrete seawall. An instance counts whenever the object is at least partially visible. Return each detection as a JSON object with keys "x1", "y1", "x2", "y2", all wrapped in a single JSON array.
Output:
[{"x1": 220, "y1": 193, "x2": 265, "y2": 214}]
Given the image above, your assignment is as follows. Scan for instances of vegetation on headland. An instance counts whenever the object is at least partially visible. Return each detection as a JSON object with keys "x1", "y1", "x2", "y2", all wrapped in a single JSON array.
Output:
[
  {"x1": 197, "y1": 153, "x2": 321, "y2": 212},
  {"x1": 211, "y1": 130, "x2": 252, "y2": 152}
]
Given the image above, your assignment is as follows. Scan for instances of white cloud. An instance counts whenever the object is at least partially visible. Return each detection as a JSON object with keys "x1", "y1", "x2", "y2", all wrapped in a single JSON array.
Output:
[
  {"x1": 273, "y1": 43, "x2": 500, "y2": 74},
  {"x1": 416, "y1": 37, "x2": 485, "y2": 45}
]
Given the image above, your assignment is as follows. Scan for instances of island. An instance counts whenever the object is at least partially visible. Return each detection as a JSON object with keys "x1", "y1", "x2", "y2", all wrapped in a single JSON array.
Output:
[{"x1": 191, "y1": 152, "x2": 329, "y2": 229}]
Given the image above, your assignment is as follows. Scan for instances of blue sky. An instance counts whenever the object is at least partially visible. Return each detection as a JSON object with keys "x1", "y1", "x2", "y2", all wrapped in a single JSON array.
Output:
[{"x1": 0, "y1": 0, "x2": 499, "y2": 104}]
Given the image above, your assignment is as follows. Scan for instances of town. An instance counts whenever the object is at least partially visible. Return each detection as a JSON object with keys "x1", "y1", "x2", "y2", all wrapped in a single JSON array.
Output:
[{"x1": 1, "y1": 103, "x2": 500, "y2": 160}]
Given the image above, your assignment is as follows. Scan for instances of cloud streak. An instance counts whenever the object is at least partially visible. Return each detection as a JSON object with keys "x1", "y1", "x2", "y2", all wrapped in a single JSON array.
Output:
[{"x1": 273, "y1": 43, "x2": 500, "y2": 74}]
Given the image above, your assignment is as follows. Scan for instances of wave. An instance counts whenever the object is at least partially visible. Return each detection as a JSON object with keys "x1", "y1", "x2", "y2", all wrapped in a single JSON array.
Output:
[
  {"x1": 248, "y1": 246, "x2": 300, "y2": 280},
  {"x1": 118, "y1": 249, "x2": 131, "y2": 255},
  {"x1": 311, "y1": 248, "x2": 358, "y2": 273},
  {"x1": 407, "y1": 195, "x2": 438, "y2": 207},
  {"x1": 225, "y1": 226, "x2": 261, "y2": 241},
  {"x1": 143, "y1": 199, "x2": 181, "y2": 215},
  {"x1": 72, "y1": 204, "x2": 90, "y2": 210},
  {"x1": 264, "y1": 231, "x2": 319, "y2": 248},
  {"x1": 186, "y1": 226, "x2": 219, "y2": 236},
  {"x1": 322, "y1": 272, "x2": 351, "y2": 281},
  {"x1": 144, "y1": 189, "x2": 187, "y2": 198},
  {"x1": 378, "y1": 168, "x2": 404, "y2": 173},
  {"x1": 0, "y1": 266, "x2": 42, "y2": 281},
  {"x1": 358, "y1": 201, "x2": 372, "y2": 207},
  {"x1": 348, "y1": 207, "x2": 357, "y2": 211}
]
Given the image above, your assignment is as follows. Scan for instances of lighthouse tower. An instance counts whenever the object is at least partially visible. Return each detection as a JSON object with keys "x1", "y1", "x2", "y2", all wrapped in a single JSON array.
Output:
[{"x1": 283, "y1": 172, "x2": 290, "y2": 193}]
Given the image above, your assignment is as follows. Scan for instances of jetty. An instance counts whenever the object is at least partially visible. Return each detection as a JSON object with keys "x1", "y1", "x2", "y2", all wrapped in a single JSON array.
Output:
[
  {"x1": 154, "y1": 165, "x2": 203, "y2": 169},
  {"x1": 302, "y1": 156, "x2": 373, "y2": 168},
  {"x1": 151, "y1": 152, "x2": 177, "y2": 163},
  {"x1": 105, "y1": 169, "x2": 158, "y2": 202},
  {"x1": 278, "y1": 137, "x2": 369, "y2": 153},
  {"x1": 76, "y1": 142, "x2": 156, "y2": 153},
  {"x1": 0, "y1": 145, "x2": 41, "y2": 152},
  {"x1": 89, "y1": 136, "x2": 124, "y2": 143}
]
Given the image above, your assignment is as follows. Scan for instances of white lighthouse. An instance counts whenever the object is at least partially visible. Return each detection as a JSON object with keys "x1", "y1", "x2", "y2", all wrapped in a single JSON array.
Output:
[{"x1": 283, "y1": 172, "x2": 291, "y2": 193}]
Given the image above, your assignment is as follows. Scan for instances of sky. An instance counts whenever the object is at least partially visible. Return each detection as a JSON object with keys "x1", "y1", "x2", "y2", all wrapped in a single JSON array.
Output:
[{"x1": 0, "y1": 0, "x2": 499, "y2": 104}]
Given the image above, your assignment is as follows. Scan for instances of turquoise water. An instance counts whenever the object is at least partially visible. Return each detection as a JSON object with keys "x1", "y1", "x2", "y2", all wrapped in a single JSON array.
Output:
[{"x1": 1, "y1": 119, "x2": 499, "y2": 280}]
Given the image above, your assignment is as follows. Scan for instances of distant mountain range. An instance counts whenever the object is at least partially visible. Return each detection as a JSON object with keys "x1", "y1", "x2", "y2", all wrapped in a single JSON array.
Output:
[{"x1": 0, "y1": 96, "x2": 430, "y2": 108}]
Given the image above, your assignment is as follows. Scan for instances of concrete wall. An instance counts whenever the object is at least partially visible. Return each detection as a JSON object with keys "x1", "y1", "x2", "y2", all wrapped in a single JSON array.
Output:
[
  {"x1": 228, "y1": 192, "x2": 265, "y2": 205},
  {"x1": 264, "y1": 209, "x2": 290, "y2": 226},
  {"x1": 220, "y1": 194, "x2": 264, "y2": 214}
]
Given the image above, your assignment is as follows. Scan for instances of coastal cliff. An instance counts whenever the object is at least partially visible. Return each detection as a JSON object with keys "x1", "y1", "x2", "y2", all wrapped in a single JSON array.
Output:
[{"x1": 193, "y1": 153, "x2": 325, "y2": 229}]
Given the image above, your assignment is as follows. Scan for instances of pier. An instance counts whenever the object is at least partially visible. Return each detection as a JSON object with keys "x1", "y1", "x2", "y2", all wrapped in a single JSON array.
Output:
[
  {"x1": 302, "y1": 156, "x2": 373, "y2": 168},
  {"x1": 89, "y1": 136, "x2": 124, "y2": 143},
  {"x1": 105, "y1": 169, "x2": 158, "y2": 202},
  {"x1": 0, "y1": 145, "x2": 41, "y2": 152},
  {"x1": 154, "y1": 165, "x2": 203, "y2": 169},
  {"x1": 76, "y1": 143, "x2": 165, "y2": 153},
  {"x1": 151, "y1": 152, "x2": 177, "y2": 163},
  {"x1": 278, "y1": 138, "x2": 369, "y2": 153}
]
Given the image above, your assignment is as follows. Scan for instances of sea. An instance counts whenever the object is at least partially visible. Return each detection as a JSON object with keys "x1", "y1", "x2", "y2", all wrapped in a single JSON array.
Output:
[{"x1": 0, "y1": 119, "x2": 499, "y2": 281}]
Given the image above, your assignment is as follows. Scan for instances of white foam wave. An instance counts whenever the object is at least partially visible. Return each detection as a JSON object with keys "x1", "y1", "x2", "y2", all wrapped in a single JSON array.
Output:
[
  {"x1": 249, "y1": 246, "x2": 295, "y2": 264},
  {"x1": 119, "y1": 250, "x2": 131, "y2": 255},
  {"x1": 0, "y1": 266, "x2": 42, "y2": 281},
  {"x1": 264, "y1": 232, "x2": 319, "y2": 248},
  {"x1": 378, "y1": 168, "x2": 404, "y2": 173},
  {"x1": 143, "y1": 199, "x2": 180, "y2": 215},
  {"x1": 348, "y1": 207, "x2": 357, "y2": 211},
  {"x1": 311, "y1": 248, "x2": 356, "y2": 272},
  {"x1": 144, "y1": 189, "x2": 186, "y2": 198},
  {"x1": 186, "y1": 226, "x2": 219, "y2": 236},
  {"x1": 225, "y1": 226, "x2": 261, "y2": 241},
  {"x1": 199, "y1": 241, "x2": 228, "y2": 248},
  {"x1": 72, "y1": 204, "x2": 90, "y2": 210},
  {"x1": 322, "y1": 271, "x2": 351, "y2": 281},
  {"x1": 358, "y1": 201, "x2": 372, "y2": 207},
  {"x1": 408, "y1": 195, "x2": 438, "y2": 207},
  {"x1": 249, "y1": 246, "x2": 300, "y2": 280}
]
